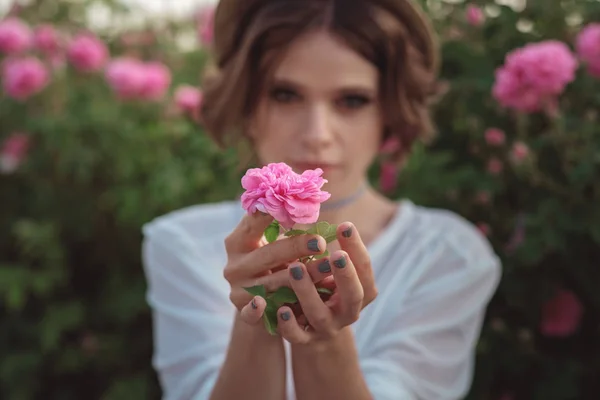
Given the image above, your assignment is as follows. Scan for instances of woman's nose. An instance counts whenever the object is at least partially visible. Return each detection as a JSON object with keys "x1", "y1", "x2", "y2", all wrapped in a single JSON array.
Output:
[{"x1": 301, "y1": 104, "x2": 334, "y2": 148}]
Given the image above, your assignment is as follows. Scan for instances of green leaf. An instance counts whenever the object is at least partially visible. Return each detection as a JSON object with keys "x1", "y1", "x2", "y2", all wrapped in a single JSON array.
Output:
[
  {"x1": 263, "y1": 306, "x2": 279, "y2": 335},
  {"x1": 307, "y1": 221, "x2": 338, "y2": 243},
  {"x1": 284, "y1": 229, "x2": 307, "y2": 237},
  {"x1": 269, "y1": 287, "x2": 298, "y2": 306},
  {"x1": 243, "y1": 285, "x2": 267, "y2": 298},
  {"x1": 264, "y1": 221, "x2": 280, "y2": 243},
  {"x1": 317, "y1": 287, "x2": 334, "y2": 295},
  {"x1": 312, "y1": 249, "x2": 330, "y2": 260}
]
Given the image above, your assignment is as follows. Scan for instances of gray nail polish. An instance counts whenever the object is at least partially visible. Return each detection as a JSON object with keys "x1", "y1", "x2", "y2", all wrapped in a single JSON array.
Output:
[
  {"x1": 334, "y1": 256, "x2": 347, "y2": 268},
  {"x1": 342, "y1": 227, "x2": 353, "y2": 238},
  {"x1": 318, "y1": 259, "x2": 331, "y2": 273},
  {"x1": 291, "y1": 266, "x2": 304, "y2": 280},
  {"x1": 307, "y1": 238, "x2": 320, "y2": 252},
  {"x1": 251, "y1": 298, "x2": 257, "y2": 309},
  {"x1": 281, "y1": 311, "x2": 291, "y2": 321}
]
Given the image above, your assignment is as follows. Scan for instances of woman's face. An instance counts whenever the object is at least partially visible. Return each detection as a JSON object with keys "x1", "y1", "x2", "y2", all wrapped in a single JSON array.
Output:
[{"x1": 249, "y1": 30, "x2": 384, "y2": 199}]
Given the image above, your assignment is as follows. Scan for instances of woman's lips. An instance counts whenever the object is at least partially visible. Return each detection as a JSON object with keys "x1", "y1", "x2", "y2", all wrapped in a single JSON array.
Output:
[{"x1": 290, "y1": 162, "x2": 338, "y2": 173}]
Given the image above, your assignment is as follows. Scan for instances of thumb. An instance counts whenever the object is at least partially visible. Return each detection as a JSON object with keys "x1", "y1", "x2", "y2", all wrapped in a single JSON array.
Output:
[{"x1": 239, "y1": 296, "x2": 267, "y2": 325}]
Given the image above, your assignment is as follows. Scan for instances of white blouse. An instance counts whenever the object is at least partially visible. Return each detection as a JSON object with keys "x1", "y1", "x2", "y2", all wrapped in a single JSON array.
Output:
[{"x1": 141, "y1": 199, "x2": 501, "y2": 400}]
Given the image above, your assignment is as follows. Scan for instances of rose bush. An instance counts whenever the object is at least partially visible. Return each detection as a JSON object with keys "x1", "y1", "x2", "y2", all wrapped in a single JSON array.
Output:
[{"x1": 0, "y1": 0, "x2": 598, "y2": 399}]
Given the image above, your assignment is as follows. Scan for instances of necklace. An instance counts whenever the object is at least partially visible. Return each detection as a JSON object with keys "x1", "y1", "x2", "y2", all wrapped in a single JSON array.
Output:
[{"x1": 321, "y1": 182, "x2": 369, "y2": 211}]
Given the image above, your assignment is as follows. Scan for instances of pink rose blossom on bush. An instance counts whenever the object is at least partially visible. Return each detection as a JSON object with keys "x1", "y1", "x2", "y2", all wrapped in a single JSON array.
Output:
[
  {"x1": 67, "y1": 34, "x2": 108, "y2": 72},
  {"x1": 505, "y1": 213, "x2": 526, "y2": 254},
  {"x1": 196, "y1": 6, "x2": 215, "y2": 46},
  {"x1": 105, "y1": 59, "x2": 171, "y2": 101},
  {"x1": 379, "y1": 136, "x2": 401, "y2": 155},
  {"x1": 511, "y1": 141, "x2": 529, "y2": 163},
  {"x1": 466, "y1": 5, "x2": 485, "y2": 27},
  {"x1": 379, "y1": 161, "x2": 398, "y2": 194},
  {"x1": 487, "y1": 158, "x2": 503, "y2": 175},
  {"x1": 138, "y1": 62, "x2": 171, "y2": 100},
  {"x1": 484, "y1": 128, "x2": 506, "y2": 146},
  {"x1": 575, "y1": 23, "x2": 600, "y2": 78},
  {"x1": 475, "y1": 190, "x2": 491, "y2": 204},
  {"x1": 2, "y1": 57, "x2": 49, "y2": 100},
  {"x1": 105, "y1": 58, "x2": 145, "y2": 99},
  {"x1": 477, "y1": 222, "x2": 491, "y2": 237},
  {"x1": 241, "y1": 162, "x2": 331, "y2": 229},
  {"x1": 0, "y1": 132, "x2": 30, "y2": 173},
  {"x1": 540, "y1": 289, "x2": 583, "y2": 337},
  {"x1": 492, "y1": 41, "x2": 578, "y2": 113},
  {"x1": 34, "y1": 24, "x2": 61, "y2": 55},
  {"x1": 0, "y1": 18, "x2": 32, "y2": 54},
  {"x1": 174, "y1": 85, "x2": 203, "y2": 113}
]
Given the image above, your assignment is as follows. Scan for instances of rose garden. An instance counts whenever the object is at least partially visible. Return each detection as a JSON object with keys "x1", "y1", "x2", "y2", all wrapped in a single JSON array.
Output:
[{"x1": 0, "y1": 0, "x2": 599, "y2": 399}]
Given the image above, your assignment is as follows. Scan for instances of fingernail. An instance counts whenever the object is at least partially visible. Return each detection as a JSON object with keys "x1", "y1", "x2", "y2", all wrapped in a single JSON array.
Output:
[
  {"x1": 251, "y1": 298, "x2": 257, "y2": 309},
  {"x1": 281, "y1": 311, "x2": 291, "y2": 321},
  {"x1": 342, "y1": 227, "x2": 353, "y2": 238},
  {"x1": 307, "y1": 238, "x2": 320, "y2": 252},
  {"x1": 291, "y1": 266, "x2": 304, "y2": 280},
  {"x1": 333, "y1": 256, "x2": 347, "y2": 269},
  {"x1": 318, "y1": 259, "x2": 331, "y2": 273}
]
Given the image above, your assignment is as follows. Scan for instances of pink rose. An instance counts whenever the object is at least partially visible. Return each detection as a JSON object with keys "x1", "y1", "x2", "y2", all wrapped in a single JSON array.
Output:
[
  {"x1": 0, "y1": 132, "x2": 30, "y2": 174},
  {"x1": 34, "y1": 24, "x2": 61, "y2": 55},
  {"x1": 241, "y1": 162, "x2": 331, "y2": 229},
  {"x1": 379, "y1": 136, "x2": 401, "y2": 155},
  {"x1": 139, "y1": 61, "x2": 171, "y2": 100},
  {"x1": 2, "y1": 57, "x2": 49, "y2": 100},
  {"x1": 466, "y1": 5, "x2": 485, "y2": 27},
  {"x1": 105, "y1": 58, "x2": 145, "y2": 99},
  {"x1": 540, "y1": 289, "x2": 583, "y2": 337},
  {"x1": 487, "y1": 157, "x2": 503, "y2": 175},
  {"x1": 492, "y1": 41, "x2": 578, "y2": 113},
  {"x1": 379, "y1": 161, "x2": 398, "y2": 193},
  {"x1": 476, "y1": 222, "x2": 491, "y2": 237},
  {"x1": 67, "y1": 34, "x2": 108, "y2": 72},
  {"x1": 575, "y1": 23, "x2": 600, "y2": 78},
  {"x1": 484, "y1": 128, "x2": 506, "y2": 146},
  {"x1": 196, "y1": 6, "x2": 215, "y2": 46},
  {"x1": 475, "y1": 190, "x2": 491, "y2": 204},
  {"x1": 511, "y1": 141, "x2": 529, "y2": 163},
  {"x1": 505, "y1": 213, "x2": 526, "y2": 254},
  {"x1": 105, "y1": 58, "x2": 171, "y2": 101},
  {"x1": 0, "y1": 18, "x2": 32, "y2": 54},
  {"x1": 174, "y1": 85, "x2": 203, "y2": 113}
]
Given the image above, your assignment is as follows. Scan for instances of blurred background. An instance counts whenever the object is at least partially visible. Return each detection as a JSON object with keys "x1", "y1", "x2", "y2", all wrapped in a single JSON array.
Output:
[{"x1": 1, "y1": 0, "x2": 599, "y2": 399}]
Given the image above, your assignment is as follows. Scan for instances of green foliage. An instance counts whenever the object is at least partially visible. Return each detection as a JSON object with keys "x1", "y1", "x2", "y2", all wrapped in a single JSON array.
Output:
[{"x1": 1, "y1": 0, "x2": 598, "y2": 399}]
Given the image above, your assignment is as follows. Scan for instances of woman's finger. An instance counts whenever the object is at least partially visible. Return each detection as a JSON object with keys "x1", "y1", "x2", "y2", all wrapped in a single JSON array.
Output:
[
  {"x1": 239, "y1": 296, "x2": 266, "y2": 325},
  {"x1": 337, "y1": 222, "x2": 378, "y2": 305},
  {"x1": 288, "y1": 262, "x2": 334, "y2": 334},
  {"x1": 230, "y1": 266, "x2": 327, "y2": 310},
  {"x1": 330, "y1": 250, "x2": 364, "y2": 325},
  {"x1": 277, "y1": 306, "x2": 311, "y2": 345},
  {"x1": 224, "y1": 211, "x2": 274, "y2": 254},
  {"x1": 229, "y1": 234, "x2": 326, "y2": 279},
  {"x1": 305, "y1": 256, "x2": 333, "y2": 283}
]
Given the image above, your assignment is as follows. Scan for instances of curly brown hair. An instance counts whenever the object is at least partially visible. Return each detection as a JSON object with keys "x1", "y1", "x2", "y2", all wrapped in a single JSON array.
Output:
[{"x1": 201, "y1": 0, "x2": 440, "y2": 162}]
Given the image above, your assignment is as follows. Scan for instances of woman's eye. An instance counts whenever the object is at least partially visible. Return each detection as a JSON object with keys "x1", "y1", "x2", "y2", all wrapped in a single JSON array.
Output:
[
  {"x1": 270, "y1": 88, "x2": 298, "y2": 103},
  {"x1": 338, "y1": 95, "x2": 370, "y2": 109}
]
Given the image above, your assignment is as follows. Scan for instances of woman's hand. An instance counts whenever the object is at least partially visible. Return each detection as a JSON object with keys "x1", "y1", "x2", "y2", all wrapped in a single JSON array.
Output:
[
  {"x1": 276, "y1": 222, "x2": 378, "y2": 344},
  {"x1": 223, "y1": 211, "x2": 333, "y2": 326}
]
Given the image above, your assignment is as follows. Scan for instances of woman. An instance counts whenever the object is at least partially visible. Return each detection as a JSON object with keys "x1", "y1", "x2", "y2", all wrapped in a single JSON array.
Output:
[{"x1": 141, "y1": 0, "x2": 501, "y2": 399}]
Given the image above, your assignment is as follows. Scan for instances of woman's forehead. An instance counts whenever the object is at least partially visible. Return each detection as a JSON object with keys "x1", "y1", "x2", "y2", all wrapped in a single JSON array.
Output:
[{"x1": 270, "y1": 30, "x2": 379, "y2": 90}]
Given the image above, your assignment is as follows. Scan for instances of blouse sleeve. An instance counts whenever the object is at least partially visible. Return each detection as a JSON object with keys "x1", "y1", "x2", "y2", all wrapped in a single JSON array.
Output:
[
  {"x1": 141, "y1": 220, "x2": 235, "y2": 400},
  {"x1": 360, "y1": 230, "x2": 502, "y2": 400}
]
